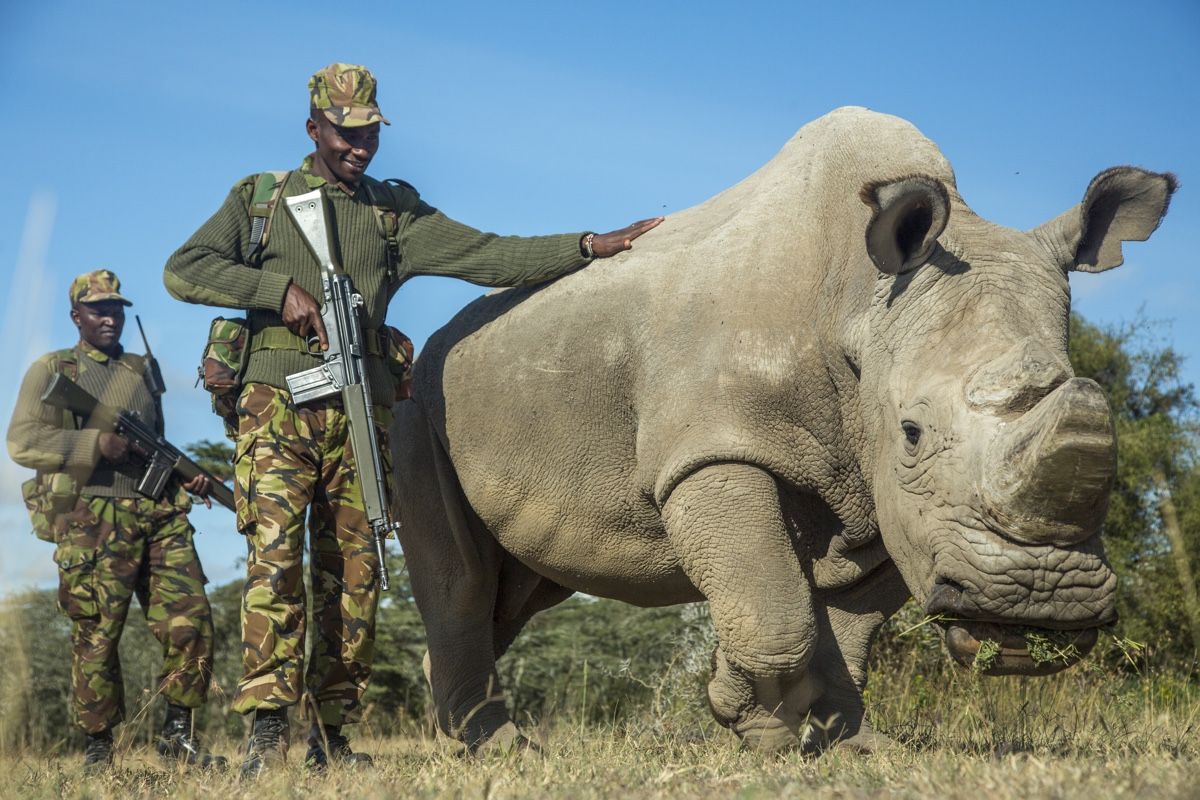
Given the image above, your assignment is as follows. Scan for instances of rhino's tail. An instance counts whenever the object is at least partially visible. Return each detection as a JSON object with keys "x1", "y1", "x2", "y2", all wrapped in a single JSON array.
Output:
[{"x1": 426, "y1": 416, "x2": 486, "y2": 588}]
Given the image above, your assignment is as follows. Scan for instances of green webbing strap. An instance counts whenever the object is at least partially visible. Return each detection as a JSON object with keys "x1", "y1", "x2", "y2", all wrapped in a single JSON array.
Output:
[
  {"x1": 249, "y1": 326, "x2": 387, "y2": 356},
  {"x1": 363, "y1": 179, "x2": 403, "y2": 282},
  {"x1": 247, "y1": 171, "x2": 291, "y2": 264},
  {"x1": 363, "y1": 328, "x2": 387, "y2": 356},
  {"x1": 53, "y1": 349, "x2": 80, "y2": 430}
]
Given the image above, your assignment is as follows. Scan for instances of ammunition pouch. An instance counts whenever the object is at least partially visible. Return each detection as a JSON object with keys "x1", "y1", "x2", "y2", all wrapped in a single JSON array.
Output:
[
  {"x1": 22, "y1": 471, "x2": 81, "y2": 543},
  {"x1": 199, "y1": 316, "x2": 250, "y2": 439},
  {"x1": 383, "y1": 326, "x2": 415, "y2": 401}
]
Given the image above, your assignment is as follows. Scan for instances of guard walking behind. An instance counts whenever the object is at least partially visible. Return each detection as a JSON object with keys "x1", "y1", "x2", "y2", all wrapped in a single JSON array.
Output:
[{"x1": 7, "y1": 270, "x2": 226, "y2": 771}]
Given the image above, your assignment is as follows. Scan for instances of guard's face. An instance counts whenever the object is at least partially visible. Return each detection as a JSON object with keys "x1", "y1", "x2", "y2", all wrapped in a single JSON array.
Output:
[
  {"x1": 308, "y1": 115, "x2": 380, "y2": 187},
  {"x1": 71, "y1": 300, "x2": 125, "y2": 353}
]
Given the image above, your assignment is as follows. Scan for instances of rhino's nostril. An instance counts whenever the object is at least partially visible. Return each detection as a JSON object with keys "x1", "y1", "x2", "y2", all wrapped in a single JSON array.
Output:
[{"x1": 926, "y1": 578, "x2": 967, "y2": 616}]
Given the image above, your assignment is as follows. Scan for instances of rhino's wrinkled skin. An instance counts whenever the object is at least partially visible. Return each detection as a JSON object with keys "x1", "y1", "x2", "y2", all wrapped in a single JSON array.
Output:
[{"x1": 391, "y1": 108, "x2": 1175, "y2": 753}]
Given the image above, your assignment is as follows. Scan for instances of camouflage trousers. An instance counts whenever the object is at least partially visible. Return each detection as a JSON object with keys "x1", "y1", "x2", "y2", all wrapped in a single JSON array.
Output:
[
  {"x1": 231, "y1": 383, "x2": 392, "y2": 725},
  {"x1": 54, "y1": 490, "x2": 214, "y2": 734}
]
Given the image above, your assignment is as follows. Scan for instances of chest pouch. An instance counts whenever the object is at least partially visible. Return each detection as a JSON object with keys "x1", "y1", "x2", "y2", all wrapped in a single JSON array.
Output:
[{"x1": 383, "y1": 326, "x2": 415, "y2": 401}]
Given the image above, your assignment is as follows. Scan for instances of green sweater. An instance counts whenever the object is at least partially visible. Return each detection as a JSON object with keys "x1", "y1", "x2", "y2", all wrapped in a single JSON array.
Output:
[
  {"x1": 8, "y1": 343, "x2": 160, "y2": 498},
  {"x1": 164, "y1": 157, "x2": 591, "y2": 401}
]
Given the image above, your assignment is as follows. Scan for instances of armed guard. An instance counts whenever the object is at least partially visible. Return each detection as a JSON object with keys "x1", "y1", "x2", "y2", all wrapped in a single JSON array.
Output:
[
  {"x1": 6, "y1": 270, "x2": 226, "y2": 771},
  {"x1": 163, "y1": 63, "x2": 660, "y2": 775}
]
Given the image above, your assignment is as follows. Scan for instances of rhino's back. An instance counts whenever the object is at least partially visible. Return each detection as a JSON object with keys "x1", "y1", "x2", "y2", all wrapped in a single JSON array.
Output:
[{"x1": 409, "y1": 107, "x2": 955, "y2": 595}]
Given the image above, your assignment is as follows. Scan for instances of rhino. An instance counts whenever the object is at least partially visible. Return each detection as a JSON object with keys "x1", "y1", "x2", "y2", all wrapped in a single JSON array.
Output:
[{"x1": 391, "y1": 107, "x2": 1175, "y2": 753}]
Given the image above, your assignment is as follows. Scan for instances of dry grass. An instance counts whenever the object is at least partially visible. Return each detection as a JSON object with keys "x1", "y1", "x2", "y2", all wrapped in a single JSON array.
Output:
[
  {"x1": 0, "y1": 726, "x2": 1195, "y2": 800},
  {"x1": 0, "y1": 666, "x2": 1196, "y2": 800}
]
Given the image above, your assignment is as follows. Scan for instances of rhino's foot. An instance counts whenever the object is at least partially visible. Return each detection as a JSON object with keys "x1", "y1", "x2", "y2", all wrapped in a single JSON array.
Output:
[
  {"x1": 832, "y1": 729, "x2": 897, "y2": 756},
  {"x1": 734, "y1": 716, "x2": 801, "y2": 754},
  {"x1": 707, "y1": 647, "x2": 818, "y2": 754},
  {"x1": 470, "y1": 721, "x2": 541, "y2": 758},
  {"x1": 800, "y1": 711, "x2": 893, "y2": 756}
]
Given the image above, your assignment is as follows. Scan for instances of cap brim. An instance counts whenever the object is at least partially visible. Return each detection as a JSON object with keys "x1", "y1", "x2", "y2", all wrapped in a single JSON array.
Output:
[
  {"x1": 320, "y1": 105, "x2": 391, "y2": 127},
  {"x1": 78, "y1": 293, "x2": 133, "y2": 306}
]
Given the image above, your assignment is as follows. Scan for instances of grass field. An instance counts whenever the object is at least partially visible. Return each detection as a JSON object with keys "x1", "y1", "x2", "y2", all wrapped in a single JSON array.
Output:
[
  {"x1": 2, "y1": 664, "x2": 1196, "y2": 800},
  {"x1": 2, "y1": 731, "x2": 1197, "y2": 800}
]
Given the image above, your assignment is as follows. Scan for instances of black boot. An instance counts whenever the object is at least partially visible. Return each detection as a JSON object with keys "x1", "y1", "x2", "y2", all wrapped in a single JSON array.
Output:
[
  {"x1": 239, "y1": 708, "x2": 290, "y2": 780},
  {"x1": 156, "y1": 703, "x2": 228, "y2": 770},
  {"x1": 83, "y1": 728, "x2": 114, "y2": 772},
  {"x1": 305, "y1": 724, "x2": 373, "y2": 770}
]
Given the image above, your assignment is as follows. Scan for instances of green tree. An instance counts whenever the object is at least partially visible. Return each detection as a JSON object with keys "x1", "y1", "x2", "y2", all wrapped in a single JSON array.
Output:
[
  {"x1": 1069, "y1": 314, "x2": 1200, "y2": 667},
  {"x1": 186, "y1": 439, "x2": 235, "y2": 483}
]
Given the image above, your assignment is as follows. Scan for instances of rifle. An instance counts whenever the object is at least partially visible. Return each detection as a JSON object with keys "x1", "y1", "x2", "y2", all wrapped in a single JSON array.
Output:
[
  {"x1": 135, "y1": 315, "x2": 167, "y2": 398},
  {"x1": 283, "y1": 188, "x2": 399, "y2": 591},
  {"x1": 41, "y1": 374, "x2": 236, "y2": 512}
]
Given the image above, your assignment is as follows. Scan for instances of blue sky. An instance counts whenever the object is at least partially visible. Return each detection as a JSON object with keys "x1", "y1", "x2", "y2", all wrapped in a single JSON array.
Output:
[{"x1": 2, "y1": 1, "x2": 1197, "y2": 591}]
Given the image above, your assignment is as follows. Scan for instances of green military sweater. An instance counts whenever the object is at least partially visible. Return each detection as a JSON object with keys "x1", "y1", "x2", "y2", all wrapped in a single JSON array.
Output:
[
  {"x1": 164, "y1": 157, "x2": 591, "y2": 401},
  {"x1": 8, "y1": 342, "x2": 160, "y2": 498}
]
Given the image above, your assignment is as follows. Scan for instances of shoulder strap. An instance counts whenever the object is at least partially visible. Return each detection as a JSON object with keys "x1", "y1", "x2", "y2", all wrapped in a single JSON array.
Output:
[
  {"x1": 382, "y1": 177, "x2": 418, "y2": 195},
  {"x1": 118, "y1": 352, "x2": 148, "y2": 376},
  {"x1": 51, "y1": 347, "x2": 79, "y2": 381},
  {"x1": 364, "y1": 179, "x2": 408, "y2": 283},
  {"x1": 247, "y1": 171, "x2": 291, "y2": 264},
  {"x1": 46, "y1": 349, "x2": 80, "y2": 430}
]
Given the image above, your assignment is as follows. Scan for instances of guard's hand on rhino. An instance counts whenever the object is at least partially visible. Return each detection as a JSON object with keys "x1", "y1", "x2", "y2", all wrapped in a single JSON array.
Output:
[
  {"x1": 98, "y1": 431, "x2": 129, "y2": 464},
  {"x1": 587, "y1": 217, "x2": 664, "y2": 258},
  {"x1": 283, "y1": 282, "x2": 329, "y2": 352}
]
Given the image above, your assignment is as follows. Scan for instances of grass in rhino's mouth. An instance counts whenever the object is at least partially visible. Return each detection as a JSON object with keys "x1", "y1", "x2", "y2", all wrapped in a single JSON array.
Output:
[
  {"x1": 972, "y1": 638, "x2": 1002, "y2": 672},
  {"x1": 970, "y1": 628, "x2": 1084, "y2": 672},
  {"x1": 1024, "y1": 630, "x2": 1083, "y2": 666},
  {"x1": 897, "y1": 613, "x2": 953, "y2": 638},
  {"x1": 899, "y1": 614, "x2": 1096, "y2": 672}
]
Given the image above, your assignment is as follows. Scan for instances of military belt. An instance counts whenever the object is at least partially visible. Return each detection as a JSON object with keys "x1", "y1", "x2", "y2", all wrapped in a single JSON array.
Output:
[{"x1": 248, "y1": 326, "x2": 388, "y2": 357}]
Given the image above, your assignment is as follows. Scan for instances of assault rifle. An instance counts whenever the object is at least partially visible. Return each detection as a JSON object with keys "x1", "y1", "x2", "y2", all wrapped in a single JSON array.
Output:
[
  {"x1": 41, "y1": 374, "x2": 236, "y2": 512},
  {"x1": 283, "y1": 188, "x2": 399, "y2": 591}
]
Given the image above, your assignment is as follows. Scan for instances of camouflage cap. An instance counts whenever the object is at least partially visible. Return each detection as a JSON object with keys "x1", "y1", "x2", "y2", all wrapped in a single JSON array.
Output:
[
  {"x1": 69, "y1": 269, "x2": 132, "y2": 306},
  {"x1": 309, "y1": 63, "x2": 391, "y2": 128}
]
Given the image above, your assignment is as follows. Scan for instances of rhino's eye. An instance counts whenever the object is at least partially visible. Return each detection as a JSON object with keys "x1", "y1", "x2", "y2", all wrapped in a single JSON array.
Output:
[{"x1": 901, "y1": 420, "x2": 922, "y2": 448}]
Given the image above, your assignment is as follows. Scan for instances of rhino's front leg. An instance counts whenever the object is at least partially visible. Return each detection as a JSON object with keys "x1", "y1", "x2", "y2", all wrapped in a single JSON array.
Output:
[{"x1": 662, "y1": 463, "x2": 819, "y2": 751}]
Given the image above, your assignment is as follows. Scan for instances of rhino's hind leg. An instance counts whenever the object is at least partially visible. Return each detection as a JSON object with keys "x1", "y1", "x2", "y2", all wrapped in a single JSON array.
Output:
[{"x1": 662, "y1": 463, "x2": 820, "y2": 752}]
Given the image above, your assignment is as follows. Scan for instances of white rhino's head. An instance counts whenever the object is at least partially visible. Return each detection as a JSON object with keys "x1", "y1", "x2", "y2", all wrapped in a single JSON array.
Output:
[{"x1": 849, "y1": 167, "x2": 1176, "y2": 674}]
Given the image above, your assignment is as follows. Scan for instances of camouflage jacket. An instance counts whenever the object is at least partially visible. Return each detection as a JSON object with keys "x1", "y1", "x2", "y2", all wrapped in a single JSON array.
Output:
[{"x1": 163, "y1": 157, "x2": 591, "y2": 401}]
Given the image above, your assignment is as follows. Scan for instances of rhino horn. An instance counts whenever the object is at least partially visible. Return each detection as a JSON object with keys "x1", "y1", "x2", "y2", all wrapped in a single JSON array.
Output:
[{"x1": 981, "y1": 377, "x2": 1116, "y2": 546}]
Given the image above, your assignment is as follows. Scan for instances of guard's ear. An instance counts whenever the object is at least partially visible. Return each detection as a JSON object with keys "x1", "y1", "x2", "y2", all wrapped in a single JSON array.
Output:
[
  {"x1": 1032, "y1": 167, "x2": 1177, "y2": 273},
  {"x1": 860, "y1": 175, "x2": 951, "y2": 275}
]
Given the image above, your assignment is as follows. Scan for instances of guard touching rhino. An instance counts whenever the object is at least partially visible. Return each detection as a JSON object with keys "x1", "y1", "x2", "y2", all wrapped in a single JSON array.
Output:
[{"x1": 391, "y1": 107, "x2": 1175, "y2": 753}]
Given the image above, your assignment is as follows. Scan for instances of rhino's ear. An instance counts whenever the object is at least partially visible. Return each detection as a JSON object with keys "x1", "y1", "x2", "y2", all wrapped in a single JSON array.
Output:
[
  {"x1": 1032, "y1": 167, "x2": 1177, "y2": 273},
  {"x1": 860, "y1": 175, "x2": 951, "y2": 275}
]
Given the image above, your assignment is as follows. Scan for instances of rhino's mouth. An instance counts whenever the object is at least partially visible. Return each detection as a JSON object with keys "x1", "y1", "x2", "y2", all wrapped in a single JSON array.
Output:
[
  {"x1": 938, "y1": 619, "x2": 1099, "y2": 676},
  {"x1": 926, "y1": 579, "x2": 1105, "y2": 676}
]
